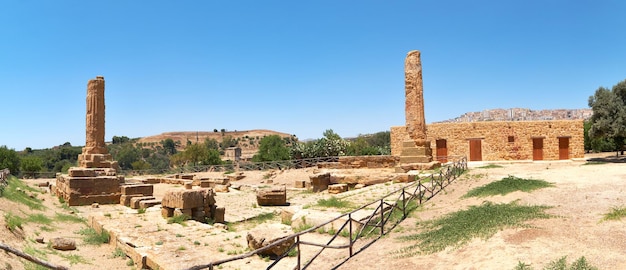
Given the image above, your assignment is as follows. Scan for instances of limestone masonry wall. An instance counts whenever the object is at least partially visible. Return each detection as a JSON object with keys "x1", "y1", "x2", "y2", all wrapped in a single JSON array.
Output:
[{"x1": 391, "y1": 120, "x2": 584, "y2": 161}]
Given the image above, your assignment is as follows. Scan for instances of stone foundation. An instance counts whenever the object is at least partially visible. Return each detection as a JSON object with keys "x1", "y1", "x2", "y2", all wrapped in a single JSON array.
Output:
[{"x1": 55, "y1": 169, "x2": 124, "y2": 206}]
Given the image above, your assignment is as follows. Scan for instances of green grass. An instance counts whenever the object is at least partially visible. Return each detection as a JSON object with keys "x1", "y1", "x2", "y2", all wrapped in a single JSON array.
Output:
[
  {"x1": 395, "y1": 201, "x2": 553, "y2": 256},
  {"x1": 316, "y1": 197, "x2": 353, "y2": 209},
  {"x1": 4, "y1": 212, "x2": 24, "y2": 232},
  {"x1": 111, "y1": 247, "x2": 126, "y2": 258},
  {"x1": 77, "y1": 227, "x2": 110, "y2": 245},
  {"x1": 582, "y1": 161, "x2": 607, "y2": 166},
  {"x1": 167, "y1": 215, "x2": 189, "y2": 226},
  {"x1": 137, "y1": 208, "x2": 146, "y2": 214},
  {"x1": 601, "y1": 206, "x2": 626, "y2": 221},
  {"x1": 515, "y1": 256, "x2": 597, "y2": 270},
  {"x1": 26, "y1": 213, "x2": 53, "y2": 225},
  {"x1": 55, "y1": 212, "x2": 86, "y2": 223},
  {"x1": 360, "y1": 200, "x2": 421, "y2": 239},
  {"x1": 58, "y1": 253, "x2": 90, "y2": 265},
  {"x1": 2, "y1": 176, "x2": 45, "y2": 210},
  {"x1": 463, "y1": 176, "x2": 554, "y2": 198},
  {"x1": 478, "y1": 164, "x2": 504, "y2": 169}
]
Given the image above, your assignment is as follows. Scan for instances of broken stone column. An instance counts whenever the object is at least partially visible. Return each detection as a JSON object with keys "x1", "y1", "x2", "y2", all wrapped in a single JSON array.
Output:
[
  {"x1": 397, "y1": 51, "x2": 440, "y2": 171},
  {"x1": 54, "y1": 76, "x2": 124, "y2": 206}
]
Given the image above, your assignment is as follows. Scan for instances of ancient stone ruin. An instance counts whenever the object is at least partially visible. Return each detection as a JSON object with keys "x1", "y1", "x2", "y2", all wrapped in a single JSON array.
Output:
[
  {"x1": 161, "y1": 188, "x2": 224, "y2": 223},
  {"x1": 396, "y1": 50, "x2": 440, "y2": 171},
  {"x1": 54, "y1": 76, "x2": 124, "y2": 206}
]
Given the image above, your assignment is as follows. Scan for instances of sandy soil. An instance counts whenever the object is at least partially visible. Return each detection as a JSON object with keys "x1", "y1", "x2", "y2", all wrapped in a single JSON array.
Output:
[
  {"x1": 2, "y1": 153, "x2": 625, "y2": 269},
  {"x1": 340, "y1": 157, "x2": 626, "y2": 270}
]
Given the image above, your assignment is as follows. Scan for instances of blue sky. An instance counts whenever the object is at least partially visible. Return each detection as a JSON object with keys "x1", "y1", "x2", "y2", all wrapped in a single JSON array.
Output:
[{"x1": 1, "y1": 1, "x2": 625, "y2": 150}]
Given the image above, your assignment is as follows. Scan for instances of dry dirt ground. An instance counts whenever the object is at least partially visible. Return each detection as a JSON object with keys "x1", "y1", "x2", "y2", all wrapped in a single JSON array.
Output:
[{"x1": 1, "y1": 154, "x2": 625, "y2": 269}]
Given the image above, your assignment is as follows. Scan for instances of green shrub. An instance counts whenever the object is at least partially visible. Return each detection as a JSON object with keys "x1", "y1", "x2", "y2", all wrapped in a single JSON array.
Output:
[
  {"x1": 464, "y1": 176, "x2": 554, "y2": 198},
  {"x1": 396, "y1": 201, "x2": 553, "y2": 256},
  {"x1": 77, "y1": 227, "x2": 110, "y2": 245}
]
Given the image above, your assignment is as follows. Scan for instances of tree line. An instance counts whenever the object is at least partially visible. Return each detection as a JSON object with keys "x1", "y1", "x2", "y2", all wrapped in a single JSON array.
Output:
[{"x1": 0, "y1": 130, "x2": 391, "y2": 177}]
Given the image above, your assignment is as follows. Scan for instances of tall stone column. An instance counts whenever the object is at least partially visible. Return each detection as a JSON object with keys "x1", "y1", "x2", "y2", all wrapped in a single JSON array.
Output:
[
  {"x1": 77, "y1": 76, "x2": 117, "y2": 169},
  {"x1": 84, "y1": 76, "x2": 107, "y2": 155},
  {"x1": 396, "y1": 50, "x2": 437, "y2": 169},
  {"x1": 405, "y1": 50, "x2": 427, "y2": 143}
]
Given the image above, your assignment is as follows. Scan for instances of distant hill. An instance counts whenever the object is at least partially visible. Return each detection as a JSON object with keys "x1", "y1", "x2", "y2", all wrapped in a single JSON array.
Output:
[
  {"x1": 137, "y1": 129, "x2": 295, "y2": 159},
  {"x1": 437, "y1": 108, "x2": 592, "y2": 123}
]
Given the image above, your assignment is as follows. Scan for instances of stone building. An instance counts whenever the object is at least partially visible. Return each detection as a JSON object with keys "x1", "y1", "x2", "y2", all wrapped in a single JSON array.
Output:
[
  {"x1": 391, "y1": 120, "x2": 584, "y2": 162},
  {"x1": 224, "y1": 147, "x2": 242, "y2": 162}
]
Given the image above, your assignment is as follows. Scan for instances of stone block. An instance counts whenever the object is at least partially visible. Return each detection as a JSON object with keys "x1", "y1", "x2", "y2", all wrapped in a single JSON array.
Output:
[
  {"x1": 246, "y1": 223, "x2": 294, "y2": 257},
  {"x1": 309, "y1": 172, "x2": 330, "y2": 192},
  {"x1": 161, "y1": 207, "x2": 174, "y2": 218},
  {"x1": 181, "y1": 174, "x2": 194, "y2": 180},
  {"x1": 214, "y1": 184, "x2": 229, "y2": 193},
  {"x1": 256, "y1": 186, "x2": 287, "y2": 206},
  {"x1": 130, "y1": 196, "x2": 155, "y2": 209},
  {"x1": 173, "y1": 208, "x2": 192, "y2": 218},
  {"x1": 214, "y1": 207, "x2": 225, "y2": 223},
  {"x1": 393, "y1": 174, "x2": 416, "y2": 183},
  {"x1": 294, "y1": 180, "x2": 306, "y2": 188},
  {"x1": 138, "y1": 199, "x2": 161, "y2": 209},
  {"x1": 120, "y1": 194, "x2": 143, "y2": 206},
  {"x1": 203, "y1": 188, "x2": 216, "y2": 206},
  {"x1": 328, "y1": 184, "x2": 348, "y2": 194},
  {"x1": 68, "y1": 168, "x2": 96, "y2": 177},
  {"x1": 121, "y1": 184, "x2": 154, "y2": 196},
  {"x1": 161, "y1": 189, "x2": 205, "y2": 209}
]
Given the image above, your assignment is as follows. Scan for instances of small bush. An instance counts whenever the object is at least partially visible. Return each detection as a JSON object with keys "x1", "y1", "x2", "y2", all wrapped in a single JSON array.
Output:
[
  {"x1": 78, "y1": 227, "x2": 110, "y2": 245},
  {"x1": 602, "y1": 206, "x2": 626, "y2": 221},
  {"x1": 137, "y1": 208, "x2": 146, "y2": 214},
  {"x1": 111, "y1": 248, "x2": 126, "y2": 259}
]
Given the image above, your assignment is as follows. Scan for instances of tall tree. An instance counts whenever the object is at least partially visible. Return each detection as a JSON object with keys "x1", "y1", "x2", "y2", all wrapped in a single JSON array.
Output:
[
  {"x1": 0, "y1": 146, "x2": 20, "y2": 174},
  {"x1": 253, "y1": 135, "x2": 291, "y2": 162},
  {"x1": 588, "y1": 81, "x2": 626, "y2": 155},
  {"x1": 20, "y1": 156, "x2": 43, "y2": 178}
]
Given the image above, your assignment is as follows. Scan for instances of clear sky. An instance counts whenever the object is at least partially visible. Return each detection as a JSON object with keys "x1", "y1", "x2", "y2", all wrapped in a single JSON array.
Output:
[{"x1": 1, "y1": 1, "x2": 625, "y2": 150}]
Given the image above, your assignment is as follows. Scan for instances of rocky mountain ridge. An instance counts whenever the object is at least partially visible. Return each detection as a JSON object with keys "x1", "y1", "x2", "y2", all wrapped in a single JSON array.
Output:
[{"x1": 437, "y1": 108, "x2": 592, "y2": 123}]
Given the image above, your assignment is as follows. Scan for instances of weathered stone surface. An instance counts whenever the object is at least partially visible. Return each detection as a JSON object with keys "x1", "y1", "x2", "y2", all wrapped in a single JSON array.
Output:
[
  {"x1": 51, "y1": 238, "x2": 76, "y2": 251},
  {"x1": 202, "y1": 188, "x2": 216, "y2": 206},
  {"x1": 214, "y1": 207, "x2": 225, "y2": 223},
  {"x1": 121, "y1": 184, "x2": 154, "y2": 196},
  {"x1": 121, "y1": 194, "x2": 144, "y2": 207},
  {"x1": 173, "y1": 208, "x2": 192, "y2": 218},
  {"x1": 130, "y1": 196, "x2": 155, "y2": 209},
  {"x1": 405, "y1": 50, "x2": 426, "y2": 142},
  {"x1": 138, "y1": 199, "x2": 161, "y2": 209},
  {"x1": 54, "y1": 76, "x2": 123, "y2": 206},
  {"x1": 246, "y1": 223, "x2": 295, "y2": 257},
  {"x1": 82, "y1": 76, "x2": 107, "y2": 156},
  {"x1": 256, "y1": 186, "x2": 287, "y2": 206},
  {"x1": 393, "y1": 174, "x2": 417, "y2": 183},
  {"x1": 227, "y1": 172, "x2": 245, "y2": 181},
  {"x1": 161, "y1": 189, "x2": 205, "y2": 209},
  {"x1": 161, "y1": 207, "x2": 174, "y2": 218},
  {"x1": 294, "y1": 180, "x2": 306, "y2": 188},
  {"x1": 214, "y1": 184, "x2": 229, "y2": 193},
  {"x1": 328, "y1": 184, "x2": 348, "y2": 194},
  {"x1": 309, "y1": 172, "x2": 330, "y2": 192},
  {"x1": 399, "y1": 161, "x2": 441, "y2": 172}
]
